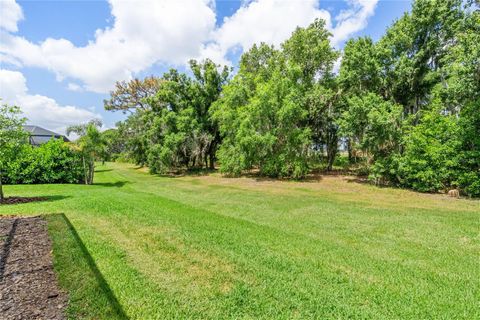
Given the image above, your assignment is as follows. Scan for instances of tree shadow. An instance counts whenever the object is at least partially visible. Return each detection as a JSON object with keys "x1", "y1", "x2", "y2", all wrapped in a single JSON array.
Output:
[
  {"x1": 241, "y1": 171, "x2": 324, "y2": 183},
  {"x1": 345, "y1": 177, "x2": 370, "y2": 185},
  {"x1": 95, "y1": 169, "x2": 113, "y2": 173},
  {"x1": 0, "y1": 218, "x2": 18, "y2": 280},
  {"x1": 50, "y1": 213, "x2": 129, "y2": 319},
  {"x1": 0, "y1": 195, "x2": 71, "y2": 205},
  {"x1": 143, "y1": 168, "x2": 218, "y2": 179},
  {"x1": 94, "y1": 181, "x2": 129, "y2": 188}
]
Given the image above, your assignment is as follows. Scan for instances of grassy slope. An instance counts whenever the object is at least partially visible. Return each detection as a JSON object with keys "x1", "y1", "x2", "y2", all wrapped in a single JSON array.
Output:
[{"x1": 0, "y1": 162, "x2": 478, "y2": 319}]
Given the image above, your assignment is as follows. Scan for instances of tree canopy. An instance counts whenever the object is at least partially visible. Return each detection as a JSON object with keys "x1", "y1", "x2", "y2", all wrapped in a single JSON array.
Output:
[{"x1": 104, "y1": 0, "x2": 480, "y2": 196}]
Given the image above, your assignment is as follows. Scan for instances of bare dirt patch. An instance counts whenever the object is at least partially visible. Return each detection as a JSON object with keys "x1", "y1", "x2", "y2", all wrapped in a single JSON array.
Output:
[{"x1": 0, "y1": 216, "x2": 68, "y2": 319}]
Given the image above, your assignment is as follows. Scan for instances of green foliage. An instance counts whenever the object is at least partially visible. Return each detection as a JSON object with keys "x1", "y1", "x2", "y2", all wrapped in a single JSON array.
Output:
[
  {"x1": 336, "y1": 0, "x2": 479, "y2": 196},
  {"x1": 215, "y1": 66, "x2": 311, "y2": 178},
  {"x1": 0, "y1": 103, "x2": 28, "y2": 199},
  {"x1": 102, "y1": 0, "x2": 479, "y2": 196},
  {"x1": 282, "y1": 19, "x2": 337, "y2": 83},
  {"x1": 101, "y1": 128, "x2": 126, "y2": 161},
  {"x1": 0, "y1": 104, "x2": 27, "y2": 165},
  {"x1": 395, "y1": 105, "x2": 460, "y2": 192},
  {"x1": 67, "y1": 120, "x2": 106, "y2": 184},
  {"x1": 213, "y1": 19, "x2": 338, "y2": 178},
  {"x1": 370, "y1": 98, "x2": 480, "y2": 197},
  {"x1": 339, "y1": 37, "x2": 380, "y2": 95},
  {"x1": 123, "y1": 59, "x2": 231, "y2": 174},
  {"x1": 456, "y1": 99, "x2": 480, "y2": 196},
  {"x1": 3, "y1": 139, "x2": 84, "y2": 184},
  {"x1": 338, "y1": 93, "x2": 403, "y2": 161},
  {"x1": 116, "y1": 111, "x2": 151, "y2": 165}
]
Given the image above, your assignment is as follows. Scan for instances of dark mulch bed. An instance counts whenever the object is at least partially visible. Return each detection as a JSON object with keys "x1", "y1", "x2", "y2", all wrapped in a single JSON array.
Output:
[
  {"x1": 0, "y1": 197, "x2": 47, "y2": 205},
  {"x1": 0, "y1": 216, "x2": 68, "y2": 319}
]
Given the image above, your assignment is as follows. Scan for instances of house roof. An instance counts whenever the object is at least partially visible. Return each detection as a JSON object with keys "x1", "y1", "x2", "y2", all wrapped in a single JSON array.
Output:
[{"x1": 23, "y1": 125, "x2": 70, "y2": 143}]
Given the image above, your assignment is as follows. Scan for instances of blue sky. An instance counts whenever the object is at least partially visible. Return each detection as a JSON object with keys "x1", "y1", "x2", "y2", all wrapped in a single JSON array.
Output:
[{"x1": 0, "y1": 0, "x2": 411, "y2": 135}]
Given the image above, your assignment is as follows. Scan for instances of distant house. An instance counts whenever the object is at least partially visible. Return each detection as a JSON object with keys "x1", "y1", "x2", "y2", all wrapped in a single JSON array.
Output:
[{"x1": 23, "y1": 125, "x2": 70, "y2": 146}]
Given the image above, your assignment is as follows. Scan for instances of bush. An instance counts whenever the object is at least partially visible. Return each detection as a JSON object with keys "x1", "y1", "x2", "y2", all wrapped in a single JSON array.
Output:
[
  {"x1": 396, "y1": 108, "x2": 460, "y2": 192},
  {"x1": 3, "y1": 139, "x2": 84, "y2": 184},
  {"x1": 370, "y1": 102, "x2": 480, "y2": 197}
]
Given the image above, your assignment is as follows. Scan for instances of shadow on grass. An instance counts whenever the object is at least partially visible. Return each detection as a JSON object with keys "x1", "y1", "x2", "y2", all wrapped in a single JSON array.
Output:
[
  {"x1": 0, "y1": 195, "x2": 71, "y2": 205},
  {"x1": 44, "y1": 195, "x2": 71, "y2": 201},
  {"x1": 48, "y1": 213, "x2": 129, "y2": 319},
  {"x1": 95, "y1": 169, "x2": 113, "y2": 173},
  {"x1": 154, "y1": 167, "x2": 218, "y2": 178},
  {"x1": 345, "y1": 177, "x2": 370, "y2": 185},
  {"x1": 94, "y1": 181, "x2": 129, "y2": 188}
]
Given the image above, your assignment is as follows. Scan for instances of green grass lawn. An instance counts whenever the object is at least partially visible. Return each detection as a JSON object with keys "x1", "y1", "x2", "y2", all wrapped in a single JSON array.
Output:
[{"x1": 1, "y1": 162, "x2": 479, "y2": 319}]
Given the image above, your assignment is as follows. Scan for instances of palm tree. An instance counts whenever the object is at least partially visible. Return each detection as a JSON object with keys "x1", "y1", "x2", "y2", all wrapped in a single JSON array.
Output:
[{"x1": 67, "y1": 120, "x2": 106, "y2": 185}]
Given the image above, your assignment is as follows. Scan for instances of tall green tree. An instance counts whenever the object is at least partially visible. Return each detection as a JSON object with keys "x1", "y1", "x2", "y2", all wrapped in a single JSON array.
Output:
[
  {"x1": 213, "y1": 19, "x2": 337, "y2": 177},
  {"x1": 395, "y1": 101, "x2": 460, "y2": 192},
  {"x1": 214, "y1": 60, "x2": 311, "y2": 178},
  {"x1": 100, "y1": 128, "x2": 126, "y2": 162},
  {"x1": 144, "y1": 59, "x2": 230, "y2": 173},
  {"x1": 338, "y1": 37, "x2": 382, "y2": 162},
  {"x1": 376, "y1": 0, "x2": 464, "y2": 114},
  {"x1": 339, "y1": 37, "x2": 381, "y2": 96},
  {"x1": 338, "y1": 93, "x2": 403, "y2": 166},
  {"x1": 283, "y1": 18, "x2": 340, "y2": 170},
  {"x1": 0, "y1": 104, "x2": 27, "y2": 201},
  {"x1": 116, "y1": 111, "x2": 152, "y2": 166}
]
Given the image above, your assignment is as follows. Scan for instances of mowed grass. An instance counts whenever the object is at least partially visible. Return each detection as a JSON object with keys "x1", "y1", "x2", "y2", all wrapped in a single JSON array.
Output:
[{"x1": 0, "y1": 162, "x2": 479, "y2": 319}]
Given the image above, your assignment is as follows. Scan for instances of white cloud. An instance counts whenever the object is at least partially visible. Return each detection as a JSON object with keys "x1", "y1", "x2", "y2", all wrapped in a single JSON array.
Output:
[
  {"x1": 0, "y1": 0, "x2": 23, "y2": 32},
  {"x1": 0, "y1": 69, "x2": 100, "y2": 135},
  {"x1": 67, "y1": 82, "x2": 83, "y2": 92},
  {"x1": 1, "y1": 0, "x2": 217, "y2": 93},
  {"x1": 330, "y1": 0, "x2": 378, "y2": 46},
  {"x1": 0, "y1": 0, "x2": 378, "y2": 94},
  {"x1": 198, "y1": 0, "x2": 331, "y2": 64}
]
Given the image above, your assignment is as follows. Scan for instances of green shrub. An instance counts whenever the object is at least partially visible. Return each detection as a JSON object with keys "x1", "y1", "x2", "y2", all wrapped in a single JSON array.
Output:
[
  {"x1": 369, "y1": 102, "x2": 480, "y2": 197},
  {"x1": 3, "y1": 139, "x2": 84, "y2": 184},
  {"x1": 396, "y1": 108, "x2": 460, "y2": 192}
]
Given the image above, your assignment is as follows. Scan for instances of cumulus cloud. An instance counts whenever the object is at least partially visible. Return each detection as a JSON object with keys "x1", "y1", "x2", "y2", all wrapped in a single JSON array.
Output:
[
  {"x1": 0, "y1": 0, "x2": 217, "y2": 93},
  {"x1": 67, "y1": 83, "x2": 83, "y2": 92},
  {"x1": 0, "y1": 69, "x2": 100, "y2": 134},
  {"x1": 331, "y1": 0, "x2": 378, "y2": 46},
  {"x1": 198, "y1": 0, "x2": 331, "y2": 64},
  {"x1": 0, "y1": 0, "x2": 23, "y2": 32},
  {"x1": 0, "y1": 0, "x2": 378, "y2": 94}
]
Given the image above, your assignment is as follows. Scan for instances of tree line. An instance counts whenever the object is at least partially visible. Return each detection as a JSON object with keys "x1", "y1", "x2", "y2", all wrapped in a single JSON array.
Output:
[{"x1": 103, "y1": 0, "x2": 479, "y2": 196}]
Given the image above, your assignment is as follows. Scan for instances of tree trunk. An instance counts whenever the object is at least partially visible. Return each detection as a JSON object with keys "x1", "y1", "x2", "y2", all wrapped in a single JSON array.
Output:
[
  {"x1": 327, "y1": 147, "x2": 336, "y2": 171},
  {"x1": 326, "y1": 127, "x2": 338, "y2": 171},
  {"x1": 347, "y1": 138, "x2": 355, "y2": 164},
  {"x1": 0, "y1": 172, "x2": 4, "y2": 201},
  {"x1": 209, "y1": 151, "x2": 215, "y2": 170},
  {"x1": 88, "y1": 160, "x2": 95, "y2": 185},
  {"x1": 207, "y1": 137, "x2": 218, "y2": 170},
  {"x1": 82, "y1": 156, "x2": 88, "y2": 185}
]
